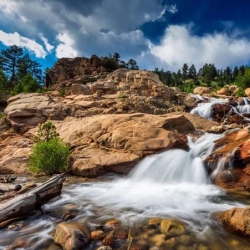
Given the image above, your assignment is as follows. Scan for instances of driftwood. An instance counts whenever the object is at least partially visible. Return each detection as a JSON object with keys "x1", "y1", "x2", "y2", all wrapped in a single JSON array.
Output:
[
  {"x1": 0, "y1": 173, "x2": 65, "y2": 228},
  {"x1": 0, "y1": 175, "x2": 17, "y2": 183},
  {"x1": 0, "y1": 183, "x2": 22, "y2": 193}
]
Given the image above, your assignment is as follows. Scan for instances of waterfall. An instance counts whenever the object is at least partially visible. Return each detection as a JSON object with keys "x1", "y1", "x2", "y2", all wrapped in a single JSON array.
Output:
[
  {"x1": 129, "y1": 133, "x2": 222, "y2": 184},
  {"x1": 190, "y1": 95, "x2": 250, "y2": 121},
  {"x1": 43, "y1": 131, "x2": 242, "y2": 229},
  {"x1": 190, "y1": 97, "x2": 227, "y2": 119}
]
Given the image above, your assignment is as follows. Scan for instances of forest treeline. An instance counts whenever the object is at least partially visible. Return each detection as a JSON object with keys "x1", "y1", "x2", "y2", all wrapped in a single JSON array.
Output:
[
  {"x1": 0, "y1": 45, "x2": 250, "y2": 96},
  {"x1": 153, "y1": 63, "x2": 250, "y2": 96}
]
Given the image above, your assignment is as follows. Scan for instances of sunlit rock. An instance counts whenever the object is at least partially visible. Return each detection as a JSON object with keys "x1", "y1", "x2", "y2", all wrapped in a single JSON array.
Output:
[
  {"x1": 160, "y1": 219, "x2": 187, "y2": 236},
  {"x1": 219, "y1": 206, "x2": 250, "y2": 237},
  {"x1": 54, "y1": 222, "x2": 90, "y2": 250}
]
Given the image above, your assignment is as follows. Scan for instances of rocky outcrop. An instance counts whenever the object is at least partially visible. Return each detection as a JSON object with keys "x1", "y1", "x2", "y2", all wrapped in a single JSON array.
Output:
[
  {"x1": 46, "y1": 56, "x2": 177, "y2": 101},
  {"x1": 3, "y1": 92, "x2": 224, "y2": 176},
  {"x1": 219, "y1": 206, "x2": 250, "y2": 237},
  {"x1": 32, "y1": 113, "x2": 192, "y2": 177},
  {"x1": 46, "y1": 55, "x2": 112, "y2": 88},
  {"x1": 4, "y1": 91, "x2": 186, "y2": 133},
  {"x1": 0, "y1": 133, "x2": 32, "y2": 174},
  {"x1": 205, "y1": 128, "x2": 250, "y2": 189},
  {"x1": 4, "y1": 93, "x2": 66, "y2": 133}
]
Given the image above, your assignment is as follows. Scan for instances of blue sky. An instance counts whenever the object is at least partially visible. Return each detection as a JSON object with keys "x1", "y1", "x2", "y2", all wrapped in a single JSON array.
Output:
[{"x1": 0, "y1": 0, "x2": 250, "y2": 71}]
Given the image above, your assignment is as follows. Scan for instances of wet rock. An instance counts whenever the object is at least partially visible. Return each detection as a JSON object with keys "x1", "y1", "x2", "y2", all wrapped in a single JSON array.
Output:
[
  {"x1": 54, "y1": 222, "x2": 90, "y2": 250},
  {"x1": 91, "y1": 230, "x2": 105, "y2": 241},
  {"x1": 219, "y1": 206, "x2": 250, "y2": 236},
  {"x1": 149, "y1": 234, "x2": 166, "y2": 246},
  {"x1": 97, "y1": 246, "x2": 112, "y2": 250},
  {"x1": 176, "y1": 246, "x2": 196, "y2": 250},
  {"x1": 164, "y1": 237, "x2": 178, "y2": 248},
  {"x1": 129, "y1": 243, "x2": 148, "y2": 250},
  {"x1": 7, "y1": 239, "x2": 26, "y2": 250},
  {"x1": 102, "y1": 231, "x2": 115, "y2": 246},
  {"x1": 197, "y1": 244, "x2": 209, "y2": 250},
  {"x1": 61, "y1": 209, "x2": 81, "y2": 221},
  {"x1": 211, "y1": 103, "x2": 232, "y2": 123},
  {"x1": 160, "y1": 219, "x2": 186, "y2": 236},
  {"x1": 115, "y1": 227, "x2": 129, "y2": 240},
  {"x1": 240, "y1": 139, "x2": 250, "y2": 161},
  {"x1": 177, "y1": 235, "x2": 193, "y2": 245},
  {"x1": 104, "y1": 219, "x2": 121, "y2": 229},
  {"x1": 148, "y1": 218, "x2": 163, "y2": 227}
]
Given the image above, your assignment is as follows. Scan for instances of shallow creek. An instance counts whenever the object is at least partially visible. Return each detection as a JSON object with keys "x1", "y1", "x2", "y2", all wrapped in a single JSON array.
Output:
[{"x1": 1, "y1": 133, "x2": 250, "y2": 250}]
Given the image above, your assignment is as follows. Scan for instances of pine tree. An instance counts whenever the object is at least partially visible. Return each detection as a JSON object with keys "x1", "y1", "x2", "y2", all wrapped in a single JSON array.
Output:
[
  {"x1": 182, "y1": 63, "x2": 189, "y2": 82},
  {"x1": 0, "y1": 45, "x2": 23, "y2": 86}
]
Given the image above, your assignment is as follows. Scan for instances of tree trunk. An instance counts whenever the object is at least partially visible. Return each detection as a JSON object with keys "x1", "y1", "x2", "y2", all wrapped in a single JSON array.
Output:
[{"x1": 0, "y1": 173, "x2": 65, "y2": 228}]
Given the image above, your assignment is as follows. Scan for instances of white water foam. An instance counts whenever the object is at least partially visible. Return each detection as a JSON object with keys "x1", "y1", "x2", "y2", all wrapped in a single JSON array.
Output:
[
  {"x1": 45, "y1": 133, "x2": 242, "y2": 229},
  {"x1": 190, "y1": 98, "x2": 227, "y2": 119}
]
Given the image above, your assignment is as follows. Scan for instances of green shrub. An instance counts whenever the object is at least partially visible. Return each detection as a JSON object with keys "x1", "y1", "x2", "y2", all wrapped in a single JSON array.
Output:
[
  {"x1": 29, "y1": 121, "x2": 70, "y2": 175},
  {"x1": 36, "y1": 122, "x2": 59, "y2": 142},
  {"x1": 234, "y1": 87, "x2": 246, "y2": 97},
  {"x1": 28, "y1": 138, "x2": 70, "y2": 175}
]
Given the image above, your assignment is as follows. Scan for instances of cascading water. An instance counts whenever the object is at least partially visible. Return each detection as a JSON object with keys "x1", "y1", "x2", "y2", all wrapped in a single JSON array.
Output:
[
  {"x1": 190, "y1": 95, "x2": 250, "y2": 121},
  {"x1": 129, "y1": 133, "x2": 221, "y2": 185},
  {"x1": 1, "y1": 133, "x2": 250, "y2": 249},
  {"x1": 190, "y1": 97, "x2": 227, "y2": 119},
  {"x1": 45, "y1": 132, "x2": 241, "y2": 225}
]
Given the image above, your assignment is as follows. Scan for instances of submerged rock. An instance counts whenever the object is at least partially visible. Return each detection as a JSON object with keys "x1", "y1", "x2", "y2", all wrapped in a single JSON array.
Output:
[{"x1": 160, "y1": 219, "x2": 187, "y2": 236}]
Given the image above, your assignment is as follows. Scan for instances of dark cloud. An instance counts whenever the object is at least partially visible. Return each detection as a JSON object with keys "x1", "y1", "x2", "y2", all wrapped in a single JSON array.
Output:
[{"x1": 47, "y1": 0, "x2": 103, "y2": 17}]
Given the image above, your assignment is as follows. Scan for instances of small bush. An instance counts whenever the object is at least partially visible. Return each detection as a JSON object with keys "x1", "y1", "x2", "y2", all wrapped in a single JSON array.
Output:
[
  {"x1": 29, "y1": 121, "x2": 70, "y2": 175},
  {"x1": 235, "y1": 87, "x2": 246, "y2": 97},
  {"x1": 28, "y1": 138, "x2": 70, "y2": 175},
  {"x1": 36, "y1": 122, "x2": 59, "y2": 142}
]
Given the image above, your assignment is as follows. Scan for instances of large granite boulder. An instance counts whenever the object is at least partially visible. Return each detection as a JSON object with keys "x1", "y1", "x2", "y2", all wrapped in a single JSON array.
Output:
[
  {"x1": 47, "y1": 113, "x2": 193, "y2": 177},
  {"x1": 219, "y1": 206, "x2": 250, "y2": 237}
]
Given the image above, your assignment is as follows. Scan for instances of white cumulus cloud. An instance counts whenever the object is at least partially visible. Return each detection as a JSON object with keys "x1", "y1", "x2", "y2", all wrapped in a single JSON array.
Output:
[
  {"x1": 55, "y1": 33, "x2": 78, "y2": 58},
  {"x1": 0, "y1": 30, "x2": 48, "y2": 58},
  {"x1": 40, "y1": 34, "x2": 54, "y2": 53},
  {"x1": 149, "y1": 25, "x2": 250, "y2": 71}
]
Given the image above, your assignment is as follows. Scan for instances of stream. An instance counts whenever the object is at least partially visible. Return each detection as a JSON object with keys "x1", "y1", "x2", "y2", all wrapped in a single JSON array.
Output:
[
  {"x1": 1, "y1": 96, "x2": 250, "y2": 249},
  {"x1": 1, "y1": 133, "x2": 250, "y2": 249}
]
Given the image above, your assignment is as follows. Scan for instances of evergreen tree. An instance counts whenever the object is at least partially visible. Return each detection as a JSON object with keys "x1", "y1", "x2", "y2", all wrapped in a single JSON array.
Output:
[
  {"x1": 0, "y1": 45, "x2": 23, "y2": 86},
  {"x1": 0, "y1": 70, "x2": 8, "y2": 91},
  {"x1": 224, "y1": 66, "x2": 232, "y2": 83},
  {"x1": 127, "y1": 58, "x2": 139, "y2": 70},
  {"x1": 182, "y1": 63, "x2": 189, "y2": 82},
  {"x1": 235, "y1": 67, "x2": 250, "y2": 89},
  {"x1": 189, "y1": 64, "x2": 197, "y2": 79},
  {"x1": 113, "y1": 52, "x2": 121, "y2": 63},
  {"x1": 14, "y1": 73, "x2": 41, "y2": 94},
  {"x1": 233, "y1": 66, "x2": 239, "y2": 80}
]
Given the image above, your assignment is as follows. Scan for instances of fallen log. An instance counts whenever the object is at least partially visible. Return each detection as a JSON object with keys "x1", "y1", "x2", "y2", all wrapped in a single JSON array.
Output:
[{"x1": 0, "y1": 173, "x2": 65, "y2": 228}]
